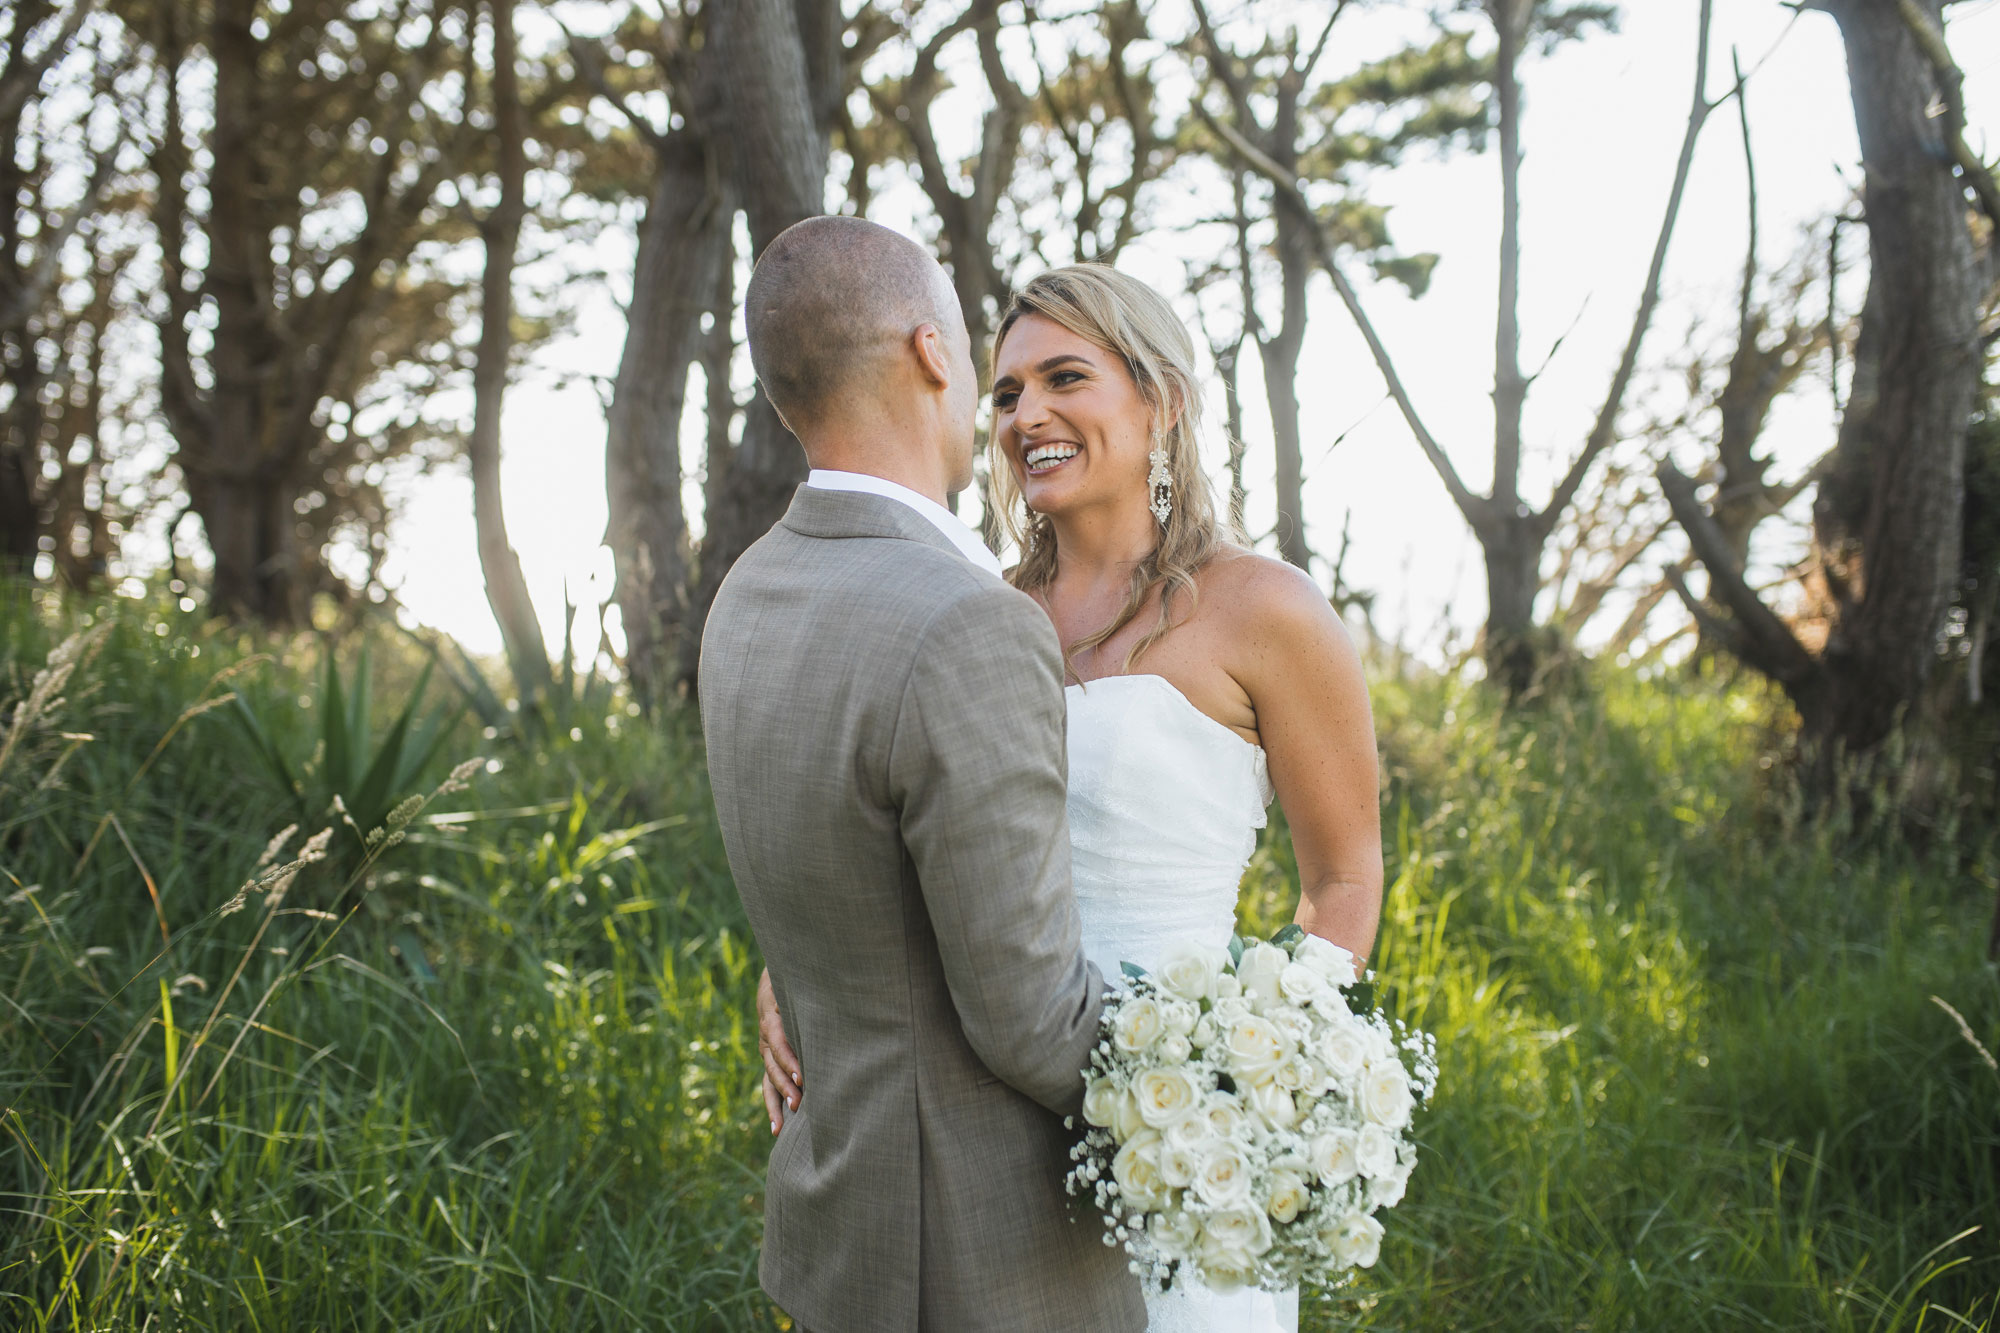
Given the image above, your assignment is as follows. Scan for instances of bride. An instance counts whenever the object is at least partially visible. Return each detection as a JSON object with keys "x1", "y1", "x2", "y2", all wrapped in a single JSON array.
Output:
[{"x1": 760, "y1": 264, "x2": 1384, "y2": 1332}]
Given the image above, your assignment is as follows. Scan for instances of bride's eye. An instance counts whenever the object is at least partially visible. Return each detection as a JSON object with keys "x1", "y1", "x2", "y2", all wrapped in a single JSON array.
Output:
[{"x1": 993, "y1": 389, "x2": 1018, "y2": 410}]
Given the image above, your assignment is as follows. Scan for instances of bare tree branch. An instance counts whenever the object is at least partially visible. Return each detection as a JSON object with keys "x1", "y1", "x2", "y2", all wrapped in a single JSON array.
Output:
[
  {"x1": 1539, "y1": 0, "x2": 1716, "y2": 537},
  {"x1": 1196, "y1": 103, "x2": 1486, "y2": 524},
  {"x1": 1896, "y1": 0, "x2": 2000, "y2": 229},
  {"x1": 1656, "y1": 459, "x2": 1817, "y2": 683}
]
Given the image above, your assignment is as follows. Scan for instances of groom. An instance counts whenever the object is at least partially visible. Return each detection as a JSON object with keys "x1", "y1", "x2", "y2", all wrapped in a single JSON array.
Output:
[{"x1": 698, "y1": 217, "x2": 1143, "y2": 1332}]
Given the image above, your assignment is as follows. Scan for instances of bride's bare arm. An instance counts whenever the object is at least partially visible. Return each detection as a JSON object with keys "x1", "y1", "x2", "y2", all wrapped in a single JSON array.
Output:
[{"x1": 1226, "y1": 558, "x2": 1383, "y2": 969}]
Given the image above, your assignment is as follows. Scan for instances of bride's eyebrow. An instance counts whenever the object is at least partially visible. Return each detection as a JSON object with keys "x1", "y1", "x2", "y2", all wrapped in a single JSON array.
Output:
[
  {"x1": 993, "y1": 352, "x2": 1097, "y2": 396},
  {"x1": 1034, "y1": 353, "x2": 1094, "y2": 375}
]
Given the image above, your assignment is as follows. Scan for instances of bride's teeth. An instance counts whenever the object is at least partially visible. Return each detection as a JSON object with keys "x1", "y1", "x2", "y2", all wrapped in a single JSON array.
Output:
[{"x1": 1025, "y1": 444, "x2": 1079, "y2": 469}]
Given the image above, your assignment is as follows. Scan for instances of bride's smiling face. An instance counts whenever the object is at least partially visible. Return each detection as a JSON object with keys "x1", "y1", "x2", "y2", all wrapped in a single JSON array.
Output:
[{"x1": 991, "y1": 314, "x2": 1156, "y2": 521}]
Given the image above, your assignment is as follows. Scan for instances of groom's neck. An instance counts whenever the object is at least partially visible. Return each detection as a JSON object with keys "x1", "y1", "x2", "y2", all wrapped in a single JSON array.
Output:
[{"x1": 805, "y1": 436, "x2": 952, "y2": 508}]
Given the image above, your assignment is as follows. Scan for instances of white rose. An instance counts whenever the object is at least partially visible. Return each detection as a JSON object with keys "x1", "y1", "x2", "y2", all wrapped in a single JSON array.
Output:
[
  {"x1": 1162, "y1": 998, "x2": 1200, "y2": 1036},
  {"x1": 1328, "y1": 1211, "x2": 1384, "y2": 1269},
  {"x1": 1364, "y1": 1024, "x2": 1398, "y2": 1065},
  {"x1": 1082, "y1": 1076, "x2": 1122, "y2": 1128},
  {"x1": 1245, "y1": 1079, "x2": 1298, "y2": 1130},
  {"x1": 1274, "y1": 1053, "x2": 1306, "y2": 1091},
  {"x1": 1294, "y1": 935, "x2": 1357, "y2": 985},
  {"x1": 1191, "y1": 1140, "x2": 1254, "y2": 1208},
  {"x1": 1273, "y1": 1006, "x2": 1316, "y2": 1049},
  {"x1": 1203, "y1": 1205, "x2": 1274, "y2": 1259},
  {"x1": 1165, "y1": 1111, "x2": 1212, "y2": 1152},
  {"x1": 1214, "y1": 971, "x2": 1243, "y2": 1000},
  {"x1": 1237, "y1": 942, "x2": 1290, "y2": 1008},
  {"x1": 1155, "y1": 942, "x2": 1224, "y2": 1003},
  {"x1": 1160, "y1": 1143, "x2": 1200, "y2": 1188},
  {"x1": 1369, "y1": 1158, "x2": 1413, "y2": 1208},
  {"x1": 1278, "y1": 961, "x2": 1326, "y2": 1005},
  {"x1": 1317, "y1": 1024, "x2": 1369, "y2": 1079},
  {"x1": 1111, "y1": 1128, "x2": 1169, "y2": 1211},
  {"x1": 1111, "y1": 996, "x2": 1165, "y2": 1056},
  {"x1": 1310, "y1": 1128, "x2": 1359, "y2": 1185},
  {"x1": 1211, "y1": 995, "x2": 1252, "y2": 1026},
  {"x1": 1113, "y1": 1087, "x2": 1149, "y2": 1141},
  {"x1": 1190, "y1": 1012, "x2": 1220, "y2": 1048},
  {"x1": 1134, "y1": 1066, "x2": 1202, "y2": 1129},
  {"x1": 1223, "y1": 1014, "x2": 1292, "y2": 1086},
  {"x1": 1265, "y1": 1168, "x2": 1310, "y2": 1224},
  {"x1": 1196, "y1": 1230, "x2": 1256, "y2": 1292},
  {"x1": 1150, "y1": 1208, "x2": 1202, "y2": 1260},
  {"x1": 1201, "y1": 1090, "x2": 1250, "y2": 1141},
  {"x1": 1355, "y1": 1124, "x2": 1399, "y2": 1179},
  {"x1": 1158, "y1": 1032, "x2": 1193, "y2": 1066},
  {"x1": 1360, "y1": 1062, "x2": 1414, "y2": 1130}
]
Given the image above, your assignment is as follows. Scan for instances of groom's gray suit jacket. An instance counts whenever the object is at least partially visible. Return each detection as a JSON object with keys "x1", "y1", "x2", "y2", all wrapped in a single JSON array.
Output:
[{"x1": 700, "y1": 485, "x2": 1144, "y2": 1333}]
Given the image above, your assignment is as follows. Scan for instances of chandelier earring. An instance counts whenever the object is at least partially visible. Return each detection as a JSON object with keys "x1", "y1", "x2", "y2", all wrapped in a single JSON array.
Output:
[{"x1": 1146, "y1": 431, "x2": 1174, "y2": 526}]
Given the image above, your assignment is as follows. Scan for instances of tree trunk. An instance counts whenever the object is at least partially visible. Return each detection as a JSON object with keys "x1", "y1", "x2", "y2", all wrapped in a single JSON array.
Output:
[
  {"x1": 0, "y1": 426, "x2": 36, "y2": 573},
  {"x1": 191, "y1": 0, "x2": 303, "y2": 624},
  {"x1": 1479, "y1": 514, "x2": 1542, "y2": 694},
  {"x1": 1478, "y1": 0, "x2": 1534, "y2": 690},
  {"x1": 701, "y1": 223, "x2": 739, "y2": 525},
  {"x1": 1264, "y1": 195, "x2": 1313, "y2": 571},
  {"x1": 469, "y1": 0, "x2": 551, "y2": 707},
  {"x1": 605, "y1": 126, "x2": 727, "y2": 708},
  {"x1": 682, "y1": 0, "x2": 834, "y2": 684},
  {"x1": 0, "y1": 341, "x2": 40, "y2": 574},
  {"x1": 1490, "y1": 0, "x2": 1526, "y2": 519},
  {"x1": 1260, "y1": 77, "x2": 1312, "y2": 573},
  {"x1": 1658, "y1": 0, "x2": 1984, "y2": 772},
  {"x1": 1806, "y1": 0, "x2": 1980, "y2": 755}
]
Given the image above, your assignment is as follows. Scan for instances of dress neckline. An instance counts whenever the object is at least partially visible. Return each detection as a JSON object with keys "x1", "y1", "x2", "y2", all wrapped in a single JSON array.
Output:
[{"x1": 1065, "y1": 672, "x2": 1263, "y2": 755}]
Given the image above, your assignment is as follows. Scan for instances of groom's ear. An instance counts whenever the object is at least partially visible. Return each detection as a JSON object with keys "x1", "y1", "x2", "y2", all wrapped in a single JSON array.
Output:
[{"x1": 910, "y1": 322, "x2": 953, "y2": 389}]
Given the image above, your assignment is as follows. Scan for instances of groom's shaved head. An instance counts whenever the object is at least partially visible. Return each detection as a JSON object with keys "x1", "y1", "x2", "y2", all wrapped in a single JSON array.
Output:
[{"x1": 746, "y1": 217, "x2": 960, "y2": 431}]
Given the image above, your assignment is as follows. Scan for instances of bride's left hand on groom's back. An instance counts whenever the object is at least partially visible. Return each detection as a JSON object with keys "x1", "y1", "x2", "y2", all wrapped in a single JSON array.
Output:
[{"x1": 758, "y1": 967, "x2": 802, "y2": 1133}]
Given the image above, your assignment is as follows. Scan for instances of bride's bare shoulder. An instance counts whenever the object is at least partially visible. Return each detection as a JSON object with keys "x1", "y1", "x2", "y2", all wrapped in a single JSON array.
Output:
[{"x1": 1200, "y1": 545, "x2": 1358, "y2": 662}]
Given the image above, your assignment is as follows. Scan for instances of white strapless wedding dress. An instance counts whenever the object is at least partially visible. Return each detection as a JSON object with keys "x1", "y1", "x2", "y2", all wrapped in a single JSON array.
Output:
[{"x1": 1065, "y1": 673, "x2": 1299, "y2": 1333}]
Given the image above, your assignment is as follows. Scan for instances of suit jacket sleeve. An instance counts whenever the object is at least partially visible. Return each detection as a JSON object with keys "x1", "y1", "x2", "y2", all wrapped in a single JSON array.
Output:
[{"x1": 888, "y1": 581, "x2": 1105, "y2": 1117}]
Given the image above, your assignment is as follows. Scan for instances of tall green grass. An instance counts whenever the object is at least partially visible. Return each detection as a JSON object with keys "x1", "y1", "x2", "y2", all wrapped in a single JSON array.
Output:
[
  {"x1": 1, "y1": 588, "x2": 775, "y2": 1328},
  {"x1": 3, "y1": 585, "x2": 1995, "y2": 1330},
  {"x1": 1238, "y1": 671, "x2": 2000, "y2": 1330}
]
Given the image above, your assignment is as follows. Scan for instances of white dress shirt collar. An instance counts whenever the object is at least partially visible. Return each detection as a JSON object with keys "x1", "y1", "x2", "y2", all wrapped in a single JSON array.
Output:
[{"x1": 804, "y1": 469, "x2": 1004, "y2": 578}]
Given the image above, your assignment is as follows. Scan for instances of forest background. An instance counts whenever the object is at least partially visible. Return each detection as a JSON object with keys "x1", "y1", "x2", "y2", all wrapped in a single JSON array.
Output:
[{"x1": 3, "y1": 0, "x2": 2000, "y2": 1329}]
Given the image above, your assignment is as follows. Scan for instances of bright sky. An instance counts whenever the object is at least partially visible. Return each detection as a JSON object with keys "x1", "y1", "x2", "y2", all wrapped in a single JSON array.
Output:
[{"x1": 382, "y1": 0, "x2": 2000, "y2": 664}]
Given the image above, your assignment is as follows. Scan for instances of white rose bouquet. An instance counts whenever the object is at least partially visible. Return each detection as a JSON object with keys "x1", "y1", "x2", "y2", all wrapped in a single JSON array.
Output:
[{"x1": 1065, "y1": 926, "x2": 1436, "y2": 1293}]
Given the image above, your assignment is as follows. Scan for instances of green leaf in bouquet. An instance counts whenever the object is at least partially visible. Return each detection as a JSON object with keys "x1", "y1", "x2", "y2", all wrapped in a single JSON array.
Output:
[
  {"x1": 1226, "y1": 935, "x2": 1245, "y2": 967},
  {"x1": 1120, "y1": 961, "x2": 1148, "y2": 982},
  {"x1": 1344, "y1": 979, "x2": 1376, "y2": 1015},
  {"x1": 1270, "y1": 923, "x2": 1305, "y2": 950}
]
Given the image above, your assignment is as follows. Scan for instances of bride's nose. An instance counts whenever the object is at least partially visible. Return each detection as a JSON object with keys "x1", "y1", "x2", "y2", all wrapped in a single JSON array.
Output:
[{"x1": 1011, "y1": 383, "x2": 1050, "y2": 433}]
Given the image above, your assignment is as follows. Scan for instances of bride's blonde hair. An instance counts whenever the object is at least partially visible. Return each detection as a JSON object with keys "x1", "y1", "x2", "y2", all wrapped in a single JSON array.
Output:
[{"x1": 990, "y1": 265, "x2": 1226, "y2": 679}]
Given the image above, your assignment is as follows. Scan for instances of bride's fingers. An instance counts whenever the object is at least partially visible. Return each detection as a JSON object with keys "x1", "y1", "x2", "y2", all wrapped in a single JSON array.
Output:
[
  {"x1": 756, "y1": 971, "x2": 803, "y2": 1108},
  {"x1": 762, "y1": 1070, "x2": 784, "y2": 1135},
  {"x1": 761, "y1": 1030, "x2": 802, "y2": 1110}
]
